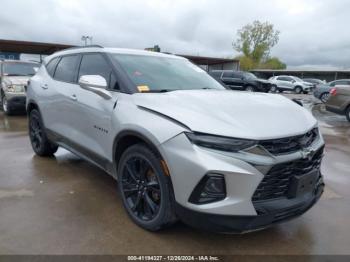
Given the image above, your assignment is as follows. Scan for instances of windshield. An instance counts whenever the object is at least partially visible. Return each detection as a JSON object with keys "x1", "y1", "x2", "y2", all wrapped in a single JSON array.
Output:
[
  {"x1": 111, "y1": 54, "x2": 225, "y2": 92},
  {"x1": 243, "y1": 72, "x2": 257, "y2": 79},
  {"x1": 3, "y1": 62, "x2": 39, "y2": 76}
]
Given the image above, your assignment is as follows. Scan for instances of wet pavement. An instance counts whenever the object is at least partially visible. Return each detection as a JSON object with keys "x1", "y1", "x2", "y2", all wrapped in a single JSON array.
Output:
[{"x1": 0, "y1": 95, "x2": 350, "y2": 255}]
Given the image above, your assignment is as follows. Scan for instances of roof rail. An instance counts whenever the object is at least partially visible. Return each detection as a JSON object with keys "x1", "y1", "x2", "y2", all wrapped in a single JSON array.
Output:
[{"x1": 62, "y1": 45, "x2": 104, "y2": 51}]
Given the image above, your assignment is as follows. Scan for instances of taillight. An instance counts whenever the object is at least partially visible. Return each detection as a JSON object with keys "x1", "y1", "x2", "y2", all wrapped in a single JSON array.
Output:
[{"x1": 330, "y1": 88, "x2": 337, "y2": 96}]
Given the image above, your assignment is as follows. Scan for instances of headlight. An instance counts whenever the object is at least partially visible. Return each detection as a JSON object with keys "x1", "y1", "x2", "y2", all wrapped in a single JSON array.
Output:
[
  {"x1": 6, "y1": 85, "x2": 25, "y2": 93},
  {"x1": 185, "y1": 132, "x2": 256, "y2": 152}
]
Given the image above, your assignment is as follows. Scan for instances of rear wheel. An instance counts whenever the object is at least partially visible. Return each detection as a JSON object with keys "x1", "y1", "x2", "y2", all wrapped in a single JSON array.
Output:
[
  {"x1": 294, "y1": 86, "x2": 302, "y2": 94},
  {"x1": 270, "y1": 85, "x2": 277, "y2": 93},
  {"x1": 245, "y1": 85, "x2": 255, "y2": 92},
  {"x1": 320, "y1": 92, "x2": 330, "y2": 103},
  {"x1": 118, "y1": 144, "x2": 177, "y2": 231},
  {"x1": 29, "y1": 109, "x2": 58, "y2": 156}
]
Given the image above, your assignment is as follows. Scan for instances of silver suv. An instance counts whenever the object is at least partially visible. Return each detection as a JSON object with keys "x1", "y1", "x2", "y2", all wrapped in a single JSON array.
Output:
[
  {"x1": 26, "y1": 46, "x2": 325, "y2": 233},
  {"x1": 269, "y1": 75, "x2": 313, "y2": 94},
  {"x1": 1, "y1": 60, "x2": 39, "y2": 115}
]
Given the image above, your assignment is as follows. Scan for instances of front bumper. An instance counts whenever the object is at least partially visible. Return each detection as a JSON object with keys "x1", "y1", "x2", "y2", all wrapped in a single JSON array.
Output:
[
  {"x1": 160, "y1": 131, "x2": 325, "y2": 232},
  {"x1": 5, "y1": 92, "x2": 26, "y2": 110},
  {"x1": 176, "y1": 179, "x2": 324, "y2": 233}
]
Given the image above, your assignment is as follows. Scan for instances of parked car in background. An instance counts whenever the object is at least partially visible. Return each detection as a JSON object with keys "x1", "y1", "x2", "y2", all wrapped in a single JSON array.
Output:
[
  {"x1": 209, "y1": 70, "x2": 271, "y2": 92},
  {"x1": 326, "y1": 85, "x2": 350, "y2": 122},
  {"x1": 269, "y1": 75, "x2": 313, "y2": 94},
  {"x1": 313, "y1": 79, "x2": 350, "y2": 103},
  {"x1": 0, "y1": 60, "x2": 39, "y2": 115},
  {"x1": 302, "y1": 78, "x2": 326, "y2": 90},
  {"x1": 26, "y1": 46, "x2": 324, "y2": 233}
]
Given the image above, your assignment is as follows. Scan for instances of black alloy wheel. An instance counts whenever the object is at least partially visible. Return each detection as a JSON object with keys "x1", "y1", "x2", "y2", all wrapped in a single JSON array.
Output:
[
  {"x1": 121, "y1": 156, "x2": 161, "y2": 221},
  {"x1": 29, "y1": 111, "x2": 43, "y2": 152},
  {"x1": 29, "y1": 109, "x2": 58, "y2": 156},
  {"x1": 118, "y1": 144, "x2": 177, "y2": 231}
]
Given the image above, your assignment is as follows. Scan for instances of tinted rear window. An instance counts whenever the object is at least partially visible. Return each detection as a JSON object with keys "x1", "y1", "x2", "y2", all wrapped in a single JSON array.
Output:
[
  {"x1": 46, "y1": 57, "x2": 59, "y2": 77},
  {"x1": 54, "y1": 55, "x2": 79, "y2": 83},
  {"x1": 210, "y1": 71, "x2": 222, "y2": 78}
]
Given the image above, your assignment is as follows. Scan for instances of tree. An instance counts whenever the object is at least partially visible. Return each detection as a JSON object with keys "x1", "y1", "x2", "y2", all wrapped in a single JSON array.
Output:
[
  {"x1": 235, "y1": 55, "x2": 256, "y2": 71},
  {"x1": 259, "y1": 57, "x2": 286, "y2": 70},
  {"x1": 233, "y1": 21, "x2": 280, "y2": 64}
]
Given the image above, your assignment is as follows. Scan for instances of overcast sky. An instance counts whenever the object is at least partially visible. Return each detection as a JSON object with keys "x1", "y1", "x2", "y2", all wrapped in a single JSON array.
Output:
[{"x1": 1, "y1": 0, "x2": 349, "y2": 69}]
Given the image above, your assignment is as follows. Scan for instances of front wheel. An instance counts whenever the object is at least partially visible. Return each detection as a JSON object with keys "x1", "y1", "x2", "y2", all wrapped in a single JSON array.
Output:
[
  {"x1": 294, "y1": 86, "x2": 302, "y2": 94},
  {"x1": 118, "y1": 144, "x2": 177, "y2": 231},
  {"x1": 29, "y1": 109, "x2": 58, "y2": 156},
  {"x1": 1, "y1": 93, "x2": 13, "y2": 115},
  {"x1": 320, "y1": 93, "x2": 330, "y2": 103}
]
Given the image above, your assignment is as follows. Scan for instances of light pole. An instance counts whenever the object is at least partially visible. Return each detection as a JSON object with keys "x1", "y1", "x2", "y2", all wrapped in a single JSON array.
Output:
[{"x1": 81, "y1": 35, "x2": 93, "y2": 46}]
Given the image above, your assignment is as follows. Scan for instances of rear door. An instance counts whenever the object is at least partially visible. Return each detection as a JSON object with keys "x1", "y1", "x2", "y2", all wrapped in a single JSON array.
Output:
[
  {"x1": 68, "y1": 53, "x2": 119, "y2": 164},
  {"x1": 276, "y1": 76, "x2": 293, "y2": 90},
  {"x1": 222, "y1": 71, "x2": 244, "y2": 90},
  {"x1": 41, "y1": 55, "x2": 80, "y2": 139}
]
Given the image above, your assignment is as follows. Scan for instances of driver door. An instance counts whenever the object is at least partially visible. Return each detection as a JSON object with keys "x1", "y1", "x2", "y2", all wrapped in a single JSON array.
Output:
[{"x1": 68, "y1": 53, "x2": 120, "y2": 165}]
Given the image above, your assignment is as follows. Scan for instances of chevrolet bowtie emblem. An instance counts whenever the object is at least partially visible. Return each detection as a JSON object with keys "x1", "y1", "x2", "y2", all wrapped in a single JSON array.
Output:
[{"x1": 301, "y1": 148, "x2": 315, "y2": 160}]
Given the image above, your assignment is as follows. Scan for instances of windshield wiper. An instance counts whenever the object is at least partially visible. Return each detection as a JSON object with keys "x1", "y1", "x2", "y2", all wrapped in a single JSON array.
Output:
[{"x1": 146, "y1": 89, "x2": 173, "y2": 93}]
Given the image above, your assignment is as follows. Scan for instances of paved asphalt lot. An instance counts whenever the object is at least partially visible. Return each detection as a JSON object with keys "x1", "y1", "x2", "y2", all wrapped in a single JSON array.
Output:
[{"x1": 0, "y1": 93, "x2": 350, "y2": 255}]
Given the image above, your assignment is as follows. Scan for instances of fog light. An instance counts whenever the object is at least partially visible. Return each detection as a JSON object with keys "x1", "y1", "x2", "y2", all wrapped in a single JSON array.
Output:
[{"x1": 189, "y1": 174, "x2": 226, "y2": 204}]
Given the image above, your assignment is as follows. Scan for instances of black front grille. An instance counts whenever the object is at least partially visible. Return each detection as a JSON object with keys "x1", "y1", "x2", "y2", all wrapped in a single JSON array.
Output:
[
  {"x1": 260, "y1": 128, "x2": 319, "y2": 155},
  {"x1": 252, "y1": 147, "x2": 323, "y2": 202}
]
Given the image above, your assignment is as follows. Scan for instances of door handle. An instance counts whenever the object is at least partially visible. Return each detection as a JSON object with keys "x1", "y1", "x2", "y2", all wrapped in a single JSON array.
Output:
[
  {"x1": 41, "y1": 84, "x2": 48, "y2": 90},
  {"x1": 70, "y1": 94, "x2": 77, "y2": 101}
]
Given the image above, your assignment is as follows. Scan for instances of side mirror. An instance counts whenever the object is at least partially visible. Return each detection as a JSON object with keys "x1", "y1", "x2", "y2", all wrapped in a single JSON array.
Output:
[
  {"x1": 78, "y1": 75, "x2": 112, "y2": 100},
  {"x1": 291, "y1": 80, "x2": 296, "y2": 83}
]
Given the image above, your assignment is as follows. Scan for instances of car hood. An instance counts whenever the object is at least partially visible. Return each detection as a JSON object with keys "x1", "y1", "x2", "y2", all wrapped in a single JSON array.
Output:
[
  {"x1": 132, "y1": 90, "x2": 317, "y2": 140},
  {"x1": 256, "y1": 78, "x2": 270, "y2": 84},
  {"x1": 2, "y1": 76, "x2": 31, "y2": 86}
]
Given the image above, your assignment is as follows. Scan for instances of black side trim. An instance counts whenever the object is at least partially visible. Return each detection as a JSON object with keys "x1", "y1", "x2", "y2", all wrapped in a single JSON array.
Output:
[
  {"x1": 326, "y1": 106, "x2": 345, "y2": 115},
  {"x1": 46, "y1": 129, "x2": 113, "y2": 175}
]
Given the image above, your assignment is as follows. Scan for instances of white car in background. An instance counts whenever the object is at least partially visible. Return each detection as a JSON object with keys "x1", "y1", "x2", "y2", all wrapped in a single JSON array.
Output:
[{"x1": 269, "y1": 75, "x2": 313, "y2": 94}]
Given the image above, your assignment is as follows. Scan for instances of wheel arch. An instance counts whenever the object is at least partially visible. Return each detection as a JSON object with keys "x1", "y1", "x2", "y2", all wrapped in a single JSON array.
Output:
[
  {"x1": 26, "y1": 99, "x2": 40, "y2": 114},
  {"x1": 113, "y1": 130, "x2": 165, "y2": 173}
]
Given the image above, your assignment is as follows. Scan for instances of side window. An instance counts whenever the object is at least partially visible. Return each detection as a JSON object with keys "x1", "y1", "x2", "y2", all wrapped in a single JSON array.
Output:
[
  {"x1": 45, "y1": 57, "x2": 59, "y2": 77},
  {"x1": 210, "y1": 71, "x2": 222, "y2": 78},
  {"x1": 54, "y1": 55, "x2": 79, "y2": 83},
  {"x1": 277, "y1": 76, "x2": 290, "y2": 81},
  {"x1": 78, "y1": 54, "x2": 112, "y2": 87},
  {"x1": 232, "y1": 72, "x2": 242, "y2": 79},
  {"x1": 222, "y1": 71, "x2": 234, "y2": 78},
  {"x1": 335, "y1": 80, "x2": 347, "y2": 86}
]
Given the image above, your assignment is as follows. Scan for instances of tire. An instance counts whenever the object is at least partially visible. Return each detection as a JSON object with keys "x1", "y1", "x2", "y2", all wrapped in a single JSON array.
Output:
[
  {"x1": 118, "y1": 144, "x2": 177, "y2": 231},
  {"x1": 270, "y1": 85, "x2": 277, "y2": 93},
  {"x1": 29, "y1": 109, "x2": 58, "y2": 157},
  {"x1": 245, "y1": 85, "x2": 255, "y2": 92},
  {"x1": 346, "y1": 106, "x2": 350, "y2": 122},
  {"x1": 1, "y1": 93, "x2": 13, "y2": 116},
  {"x1": 294, "y1": 86, "x2": 302, "y2": 94},
  {"x1": 320, "y1": 93, "x2": 330, "y2": 103}
]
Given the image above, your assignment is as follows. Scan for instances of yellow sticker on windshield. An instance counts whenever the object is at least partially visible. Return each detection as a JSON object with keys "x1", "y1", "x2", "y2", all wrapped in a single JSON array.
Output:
[{"x1": 137, "y1": 85, "x2": 150, "y2": 92}]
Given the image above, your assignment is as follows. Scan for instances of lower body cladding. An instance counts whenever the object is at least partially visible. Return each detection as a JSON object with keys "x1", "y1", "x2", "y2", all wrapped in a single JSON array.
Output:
[{"x1": 161, "y1": 133, "x2": 325, "y2": 233}]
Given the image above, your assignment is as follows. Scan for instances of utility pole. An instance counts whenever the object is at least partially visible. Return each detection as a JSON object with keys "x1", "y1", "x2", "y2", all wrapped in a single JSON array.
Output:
[{"x1": 81, "y1": 35, "x2": 93, "y2": 46}]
